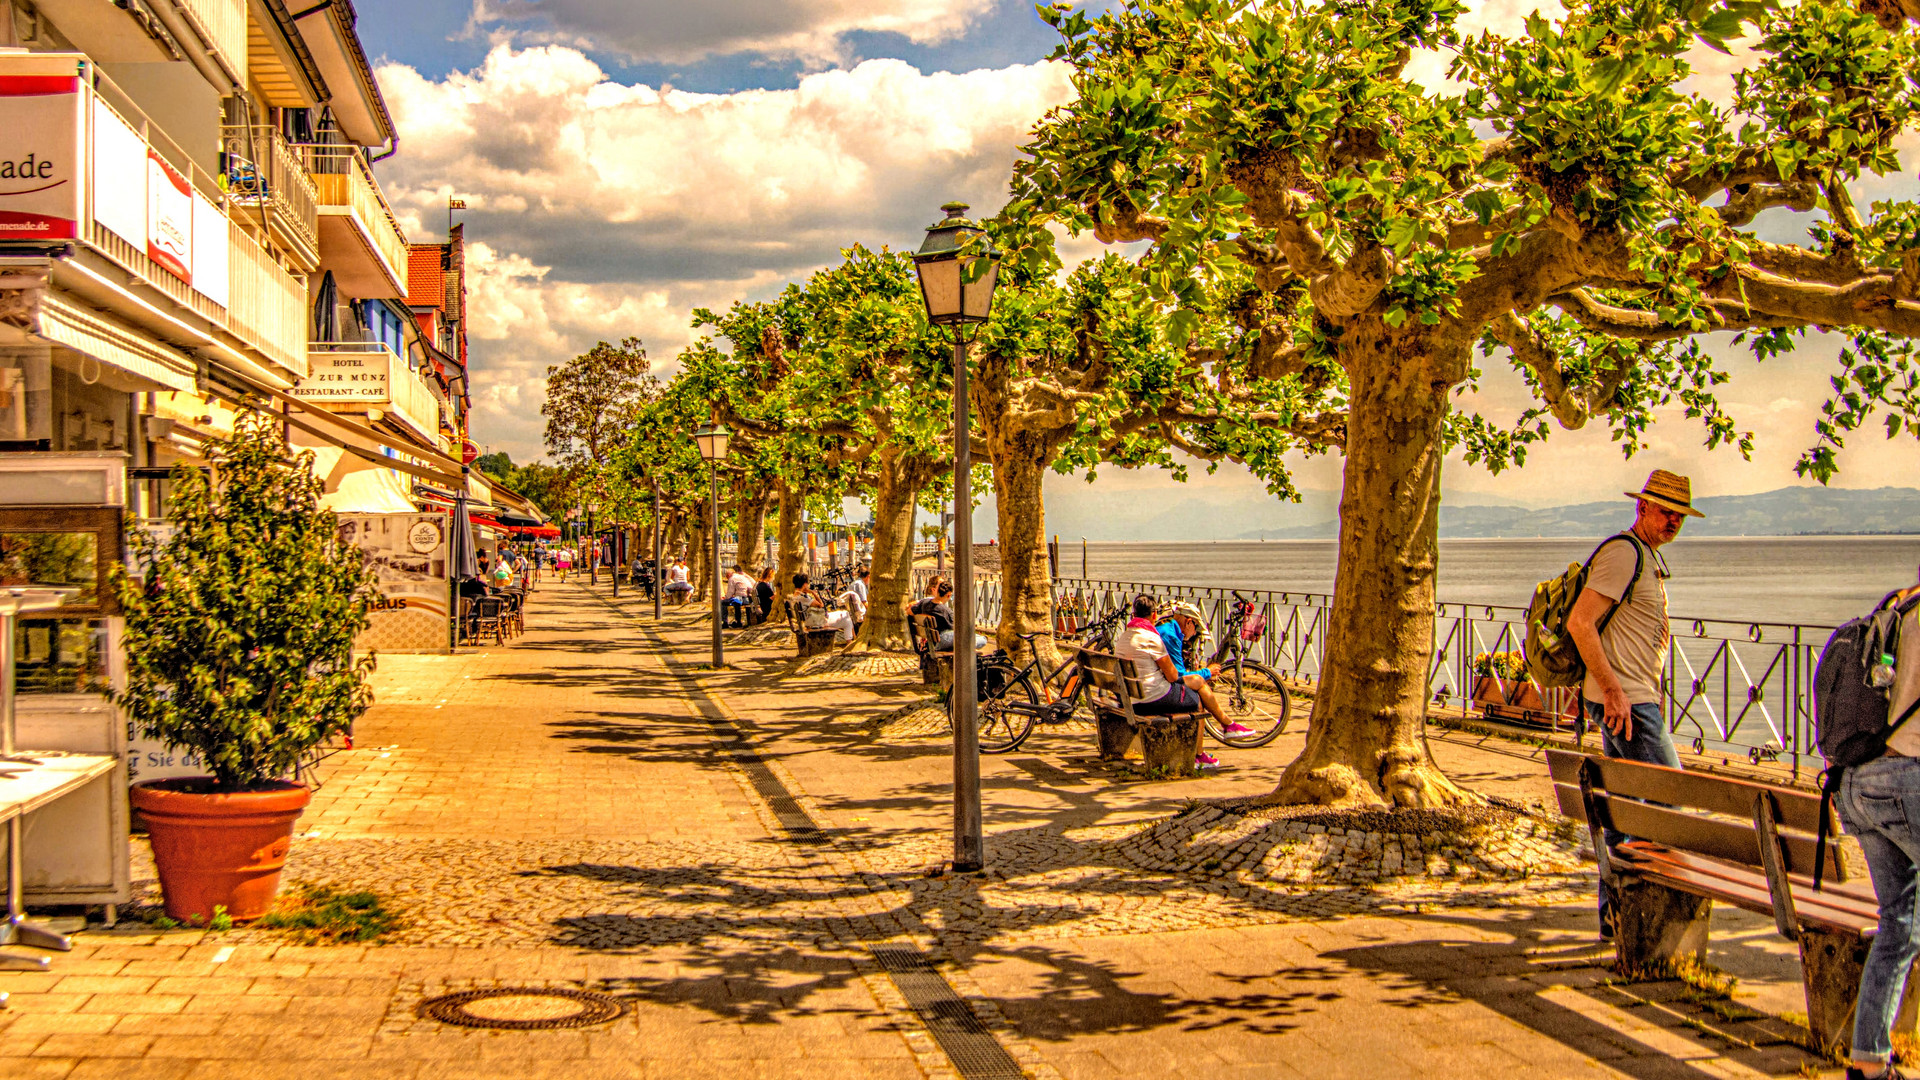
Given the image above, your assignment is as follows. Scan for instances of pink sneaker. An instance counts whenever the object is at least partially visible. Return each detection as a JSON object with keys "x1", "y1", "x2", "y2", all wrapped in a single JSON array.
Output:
[
  {"x1": 1195, "y1": 752, "x2": 1220, "y2": 769},
  {"x1": 1222, "y1": 723, "x2": 1257, "y2": 737}
]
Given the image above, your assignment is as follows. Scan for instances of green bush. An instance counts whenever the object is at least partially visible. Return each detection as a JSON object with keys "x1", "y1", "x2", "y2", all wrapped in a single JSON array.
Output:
[{"x1": 116, "y1": 413, "x2": 377, "y2": 790}]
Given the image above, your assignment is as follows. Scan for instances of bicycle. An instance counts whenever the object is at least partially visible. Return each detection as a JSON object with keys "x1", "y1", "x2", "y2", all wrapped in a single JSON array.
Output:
[
  {"x1": 963, "y1": 606, "x2": 1130, "y2": 754},
  {"x1": 1192, "y1": 592, "x2": 1292, "y2": 748}
]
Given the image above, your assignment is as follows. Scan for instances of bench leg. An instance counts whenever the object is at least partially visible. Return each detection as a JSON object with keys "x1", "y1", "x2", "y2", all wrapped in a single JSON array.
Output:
[
  {"x1": 1096, "y1": 713, "x2": 1137, "y2": 761},
  {"x1": 1799, "y1": 929, "x2": 1920, "y2": 1059},
  {"x1": 1611, "y1": 879, "x2": 1712, "y2": 975},
  {"x1": 1138, "y1": 716, "x2": 1202, "y2": 773}
]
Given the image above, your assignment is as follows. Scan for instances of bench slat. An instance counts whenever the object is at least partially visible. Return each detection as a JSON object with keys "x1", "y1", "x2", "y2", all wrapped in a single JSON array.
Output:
[
  {"x1": 1619, "y1": 844, "x2": 1880, "y2": 921},
  {"x1": 1546, "y1": 749, "x2": 1827, "y2": 835},
  {"x1": 1615, "y1": 845, "x2": 1878, "y2": 935},
  {"x1": 1555, "y1": 782, "x2": 1843, "y2": 880}
]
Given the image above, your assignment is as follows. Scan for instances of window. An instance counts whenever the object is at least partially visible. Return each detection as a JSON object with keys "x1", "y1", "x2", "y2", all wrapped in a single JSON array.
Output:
[{"x1": 0, "y1": 507, "x2": 122, "y2": 617}]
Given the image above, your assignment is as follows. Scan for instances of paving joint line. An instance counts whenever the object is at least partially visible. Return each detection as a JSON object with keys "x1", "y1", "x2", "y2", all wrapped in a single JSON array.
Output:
[{"x1": 577, "y1": 583, "x2": 1064, "y2": 1080}]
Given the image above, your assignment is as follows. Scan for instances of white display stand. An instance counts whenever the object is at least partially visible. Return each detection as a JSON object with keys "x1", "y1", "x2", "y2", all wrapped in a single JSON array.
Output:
[{"x1": 0, "y1": 586, "x2": 92, "y2": 972}]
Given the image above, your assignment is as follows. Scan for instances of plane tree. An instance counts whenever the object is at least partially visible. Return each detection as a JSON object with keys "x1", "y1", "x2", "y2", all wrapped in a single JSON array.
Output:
[
  {"x1": 1009, "y1": 0, "x2": 1920, "y2": 806},
  {"x1": 685, "y1": 249, "x2": 956, "y2": 649}
]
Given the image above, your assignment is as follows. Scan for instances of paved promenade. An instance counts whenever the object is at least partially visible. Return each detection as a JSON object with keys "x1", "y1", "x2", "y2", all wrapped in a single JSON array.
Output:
[{"x1": 0, "y1": 582, "x2": 1840, "y2": 1077}]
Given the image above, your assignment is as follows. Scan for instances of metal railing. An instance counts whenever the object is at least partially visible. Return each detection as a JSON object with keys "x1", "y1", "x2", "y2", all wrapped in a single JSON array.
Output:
[
  {"x1": 297, "y1": 143, "x2": 410, "y2": 290},
  {"x1": 225, "y1": 222, "x2": 307, "y2": 377},
  {"x1": 221, "y1": 123, "x2": 320, "y2": 263},
  {"x1": 176, "y1": 0, "x2": 248, "y2": 85},
  {"x1": 932, "y1": 571, "x2": 1833, "y2": 779}
]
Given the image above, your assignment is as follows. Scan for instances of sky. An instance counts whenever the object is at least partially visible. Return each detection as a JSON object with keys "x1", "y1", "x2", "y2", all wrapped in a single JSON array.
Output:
[{"x1": 358, "y1": 0, "x2": 1918, "y2": 537}]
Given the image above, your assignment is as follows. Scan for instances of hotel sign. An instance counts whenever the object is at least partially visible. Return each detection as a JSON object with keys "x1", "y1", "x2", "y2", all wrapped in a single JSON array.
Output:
[
  {"x1": 292, "y1": 349, "x2": 392, "y2": 403},
  {"x1": 0, "y1": 57, "x2": 83, "y2": 243}
]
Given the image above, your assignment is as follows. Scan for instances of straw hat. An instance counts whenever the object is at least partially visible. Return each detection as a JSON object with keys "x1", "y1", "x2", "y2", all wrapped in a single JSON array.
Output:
[{"x1": 1625, "y1": 469, "x2": 1705, "y2": 518}]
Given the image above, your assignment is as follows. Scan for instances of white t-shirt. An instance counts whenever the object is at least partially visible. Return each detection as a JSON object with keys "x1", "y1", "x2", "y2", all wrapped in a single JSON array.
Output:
[
  {"x1": 669, "y1": 564, "x2": 690, "y2": 585},
  {"x1": 1115, "y1": 620, "x2": 1173, "y2": 703},
  {"x1": 727, "y1": 572, "x2": 753, "y2": 599},
  {"x1": 851, "y1": 579, "x2": 869, "y2": 604},
  {"x1": 1581, "y1": 536, "x2": 1670, "y2": 705}
]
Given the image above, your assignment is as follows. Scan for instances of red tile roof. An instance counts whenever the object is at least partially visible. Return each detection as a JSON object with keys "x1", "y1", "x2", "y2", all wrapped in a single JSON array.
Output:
[{"x1": 407, "y1": 246, "x2": 445, "y2": 308}]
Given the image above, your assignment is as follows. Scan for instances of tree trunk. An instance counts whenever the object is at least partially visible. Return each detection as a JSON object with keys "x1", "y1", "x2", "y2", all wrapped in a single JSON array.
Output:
[
  {"x1": 1265, "y1": 342, "x2": 1475, "y2": 808},
  {"x1": 772, "y1": 482, "x2": 806, "y2": 613},
  {"x1": 735, "y1": 491, "x2": 770, "y2": 577},
  {"x1": 990, "y1": 435, "x2": 1056, "y2": 661},
  {"x1": 853, "y1": 453, "x2": 928, "y2": 652}
]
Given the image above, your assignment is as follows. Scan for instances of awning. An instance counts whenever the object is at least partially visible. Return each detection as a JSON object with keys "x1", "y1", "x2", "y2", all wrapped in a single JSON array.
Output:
[
  {"x1": 310, "y1": 446, "x2": 420, "y2": 514},
  {"x1": 202, "y1": 376, "x2": 464, "y2": 489},
  {"x1": 36, "y1": 293, "x2": 197, "y2": 392}
]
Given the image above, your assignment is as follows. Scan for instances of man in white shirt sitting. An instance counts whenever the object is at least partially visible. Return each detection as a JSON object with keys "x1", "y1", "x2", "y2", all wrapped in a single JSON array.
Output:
[
  {"x1": 1114, "y1": 593, "x2": 1233, "y2": 770},
  {"x1": 723, "y1": 564, "x2": 756, "y2": 627}
]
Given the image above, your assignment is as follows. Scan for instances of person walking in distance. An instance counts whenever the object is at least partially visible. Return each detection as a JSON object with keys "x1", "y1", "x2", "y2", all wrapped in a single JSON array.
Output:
[{"x1": 1567, "y1": 469, "x2": 1700, "y2": 939}]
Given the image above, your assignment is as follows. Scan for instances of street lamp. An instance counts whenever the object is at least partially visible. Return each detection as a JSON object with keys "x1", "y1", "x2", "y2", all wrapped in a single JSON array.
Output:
[
  {"x1": 586, "y1": 502, "x2": 601, "y2": 586},
  {"x1": 694, "y1": 419, "x2": 731, "y2": 667},
  {"x1": 911, "y1": 201, "x2": 999, "y2": 874}
]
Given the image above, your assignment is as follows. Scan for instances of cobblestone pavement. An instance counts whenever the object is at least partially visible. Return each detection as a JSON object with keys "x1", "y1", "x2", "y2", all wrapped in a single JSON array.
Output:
[{"x1": 1, "y1": 582, "x2": 1836, "y2": 1078}]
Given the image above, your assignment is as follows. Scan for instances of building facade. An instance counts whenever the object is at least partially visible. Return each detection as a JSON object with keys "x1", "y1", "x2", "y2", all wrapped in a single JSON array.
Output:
[{"x1": 0, "y1": 0, "x2": 483, "y2": 902}]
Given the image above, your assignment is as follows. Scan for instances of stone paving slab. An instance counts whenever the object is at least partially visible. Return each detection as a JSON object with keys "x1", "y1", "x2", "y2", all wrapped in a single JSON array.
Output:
[{"x1": 0, "y1": 582, "x2": 1840, "y2": 1078}]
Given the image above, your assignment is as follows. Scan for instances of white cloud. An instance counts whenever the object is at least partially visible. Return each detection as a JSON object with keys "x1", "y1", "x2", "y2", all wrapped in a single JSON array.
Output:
[
  {"x1": 466, "y1": 0, "x2": 1004, "y2": 65},
  {"x1": 374, "y1": 44, "x2": 1074, "y2": 461}
]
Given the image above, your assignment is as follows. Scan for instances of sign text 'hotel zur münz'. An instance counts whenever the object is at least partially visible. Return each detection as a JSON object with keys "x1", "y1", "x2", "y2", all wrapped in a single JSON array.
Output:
[{"x1": 0, "y1": 56, "x2": 83, "y2": 243}]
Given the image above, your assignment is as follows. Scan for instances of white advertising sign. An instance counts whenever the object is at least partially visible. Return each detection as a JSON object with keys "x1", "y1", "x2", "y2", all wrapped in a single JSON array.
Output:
[
  {"x1": 293, "y1": 349, "x2": 392, "y2": 403},
  {"x1": 91, "y1": 97, "x2": 146, "y2": 245},
  {"x1": 0, "y1": 58, "x2": 84, "y2": 242},
  {"x1": 146, "y1": 151, "x2": 192, "y2": 283}
]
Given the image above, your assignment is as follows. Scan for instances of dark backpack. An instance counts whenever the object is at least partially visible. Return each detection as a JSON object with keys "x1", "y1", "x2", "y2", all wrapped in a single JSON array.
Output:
[{"x1": 1811, "y1": 588, "x2": 1920, "y2": 887}]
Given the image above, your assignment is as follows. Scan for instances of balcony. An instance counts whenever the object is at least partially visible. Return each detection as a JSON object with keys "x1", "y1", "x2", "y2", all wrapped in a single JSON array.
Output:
[
  {"x1": 176, "y1": 0, "x2": 249, "y2": 82},
  {"x1": 298, "y1": 145, "x2": 409, "y2": 300},
  {"x1": 225, "y1": 223, "x2": 307, "y2": 378},
  {"x1": 221, "y1": 124, "x2": 320, "y2": 269},
  {"x1": 293, "y1": 342, "x2": 439, "y2": 447}
]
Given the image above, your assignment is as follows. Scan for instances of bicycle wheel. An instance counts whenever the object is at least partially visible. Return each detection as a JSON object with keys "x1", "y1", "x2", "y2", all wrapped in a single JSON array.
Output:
[
  {"x1": 1206, "y1": 661, "x2": 1290, "y2": 748},
  {"x1": 974, "y1": 669, "x2": 1038, "y2": 754}
]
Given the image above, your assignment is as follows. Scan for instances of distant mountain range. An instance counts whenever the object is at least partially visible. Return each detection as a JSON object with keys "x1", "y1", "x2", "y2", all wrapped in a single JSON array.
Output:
[{"x1": 1236, "y1": 486, "x2": 1920, "y2": 540}]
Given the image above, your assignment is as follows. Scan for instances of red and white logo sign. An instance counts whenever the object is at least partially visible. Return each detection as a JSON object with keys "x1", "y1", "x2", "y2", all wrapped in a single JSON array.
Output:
[
  {"x1": 146, "y1": 151, "x2": 192, "y2": 284},
  {"x1": 0, "y1": 68, "x2": 82, "y2": 243},
  {"x1": 461, "y1": 440, "x2": 479, "y2": 465}
]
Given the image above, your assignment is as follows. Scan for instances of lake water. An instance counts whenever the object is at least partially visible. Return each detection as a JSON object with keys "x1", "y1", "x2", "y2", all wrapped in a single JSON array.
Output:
[{"x1": 1065, "y1": 536, "x2": 1920, "y2": 629}]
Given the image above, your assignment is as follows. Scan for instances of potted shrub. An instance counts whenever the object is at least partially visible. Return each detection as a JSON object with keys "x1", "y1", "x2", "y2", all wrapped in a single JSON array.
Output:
[
  {"x1": 117, "y1": 414, "x2": 377, "y2": 922},
  {"x1": 1469, "y1": 650, "x2": 1534, "y2": 709}
]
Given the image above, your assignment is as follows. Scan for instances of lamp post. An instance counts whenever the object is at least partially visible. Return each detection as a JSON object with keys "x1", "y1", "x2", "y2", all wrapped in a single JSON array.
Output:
[
  {"x1": 694, "y1": 420, "x2": 731, "y2": 667},
  {"x1": 651, "y1": 477, "x2": 663, "y2": 620},
  {"x1": 586, "y1": 503, "x2": 600, "y2": 586},
  {"x1": 911, "y1": 201, "x2": 1000, "y2": 873}
]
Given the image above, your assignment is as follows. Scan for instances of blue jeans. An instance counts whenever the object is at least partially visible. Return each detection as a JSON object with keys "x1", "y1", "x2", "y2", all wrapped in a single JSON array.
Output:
[
  {"x1": 1836, "y1": 755, "x2": 1920, "y2": 1066},
  {"x1": 1589, "y1": 700, "x2": 1681, "y2": 921}
]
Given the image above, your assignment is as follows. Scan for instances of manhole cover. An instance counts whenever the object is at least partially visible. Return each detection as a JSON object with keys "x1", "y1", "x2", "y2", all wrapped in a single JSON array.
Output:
[{"x1": 416, "y1": 988, "x2": 627, "y2": 1029}]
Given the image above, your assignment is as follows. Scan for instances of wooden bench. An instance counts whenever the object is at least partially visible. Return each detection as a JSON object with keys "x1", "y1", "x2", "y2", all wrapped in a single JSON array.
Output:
[
  {"x1": 1076, "y1": 648, "x2": 1201, "y2": 774},
  {"x1": 910, "y1": 614, "x2": 941, "y2": 686},
  {"x1": 785, "y1": 597, "x2": 838, "y2": 658},
  {"x1": 1548, "y1": 749, "x2": 1916, "y2": 1054}
]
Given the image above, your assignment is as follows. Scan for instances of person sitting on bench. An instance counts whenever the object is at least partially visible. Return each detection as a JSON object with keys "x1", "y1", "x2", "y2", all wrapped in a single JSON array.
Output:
[
  {"x1": 909, "y1": 580, "x2": 985, "y2": 653},
  {"x1": 723, "y1": 564, "x2": 755, "y2": 627},
  {"x1": 1115, "y1": 593, "x2": 1235, "y2": 770},
  {"x1": 792, "y1": 573, "x2": 856, "y2": 643},
  {"x1": 664, "y1": 557, "x2": 694, "y2": 604}
]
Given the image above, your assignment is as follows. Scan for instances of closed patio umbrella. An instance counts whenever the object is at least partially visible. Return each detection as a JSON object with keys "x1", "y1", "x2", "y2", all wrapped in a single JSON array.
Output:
[{"x1": 449, "y1": 490, "x2": 479, "y2": 581}]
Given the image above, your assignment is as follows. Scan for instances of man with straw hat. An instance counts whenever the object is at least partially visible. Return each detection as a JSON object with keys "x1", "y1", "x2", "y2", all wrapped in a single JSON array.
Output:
[{"x1": 1568, "y1": 468, "x2": 1704, "y2": 938}]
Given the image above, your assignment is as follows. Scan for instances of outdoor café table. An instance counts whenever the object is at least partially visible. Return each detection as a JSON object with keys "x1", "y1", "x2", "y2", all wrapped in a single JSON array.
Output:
[{"x1": 0, "y1": 751, "x2": 115, "y2": 973}]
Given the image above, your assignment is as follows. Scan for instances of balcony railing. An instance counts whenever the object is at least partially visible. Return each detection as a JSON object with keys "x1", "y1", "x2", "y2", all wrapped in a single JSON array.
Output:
[
  {"x1": 298, "y1": 144, "x2": 409, "y2": 294},
  {"x1": 225, "y1": 223, "x2": 307, "y2": 378},
  {"x1": 176, "y1": 0, "x2": 248, "y2": 84},
  {"x1": 221, "y1": 124, "x2": 320, "y2": 267}
]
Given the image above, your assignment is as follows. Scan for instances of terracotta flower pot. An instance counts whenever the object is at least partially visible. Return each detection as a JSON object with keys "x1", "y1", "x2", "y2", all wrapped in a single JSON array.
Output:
[{"x1": 130, "y1": 779, "x2": 311, "y2": 923}]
